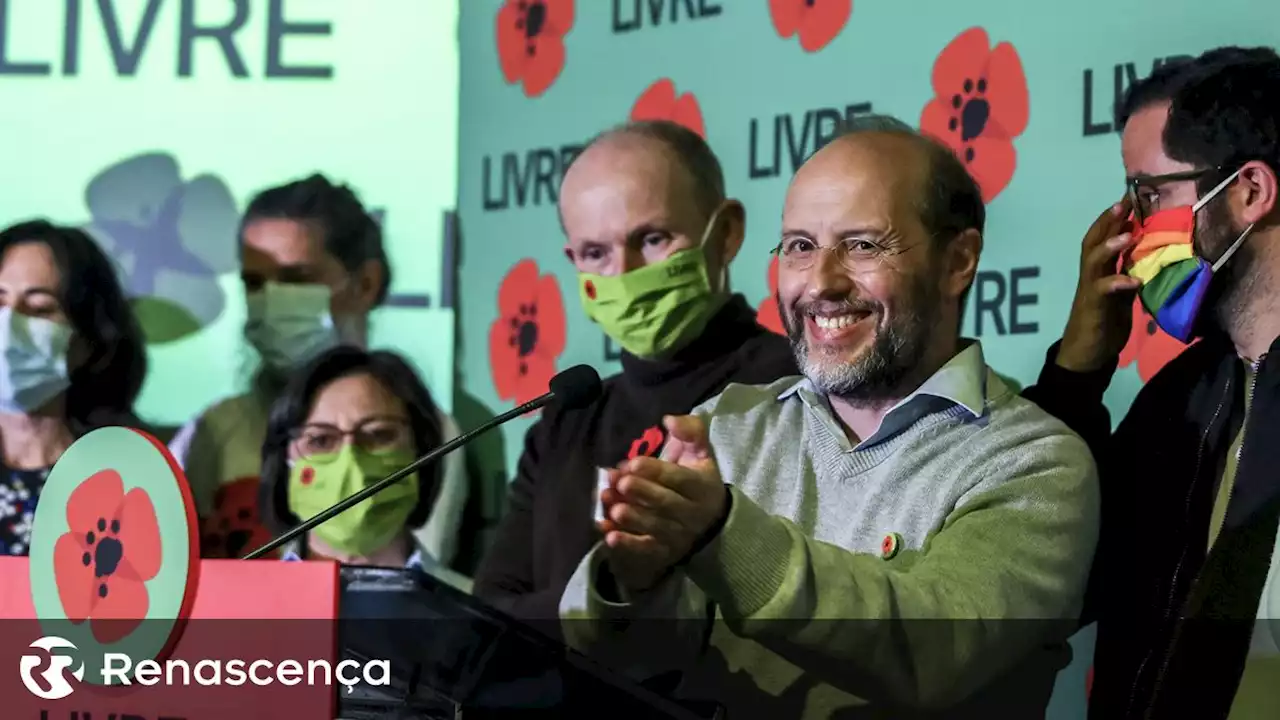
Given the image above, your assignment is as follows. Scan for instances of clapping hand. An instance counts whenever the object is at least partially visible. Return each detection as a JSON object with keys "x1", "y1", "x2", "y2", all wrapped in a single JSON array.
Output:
[{"x1": 597, "y1": 414, "x2": 729, "y2": 593}]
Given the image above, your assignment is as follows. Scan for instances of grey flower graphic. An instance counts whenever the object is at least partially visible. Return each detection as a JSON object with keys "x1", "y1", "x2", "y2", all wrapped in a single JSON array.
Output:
[{"x1": 82, "y1": 153, "x2": 239, "y2": 344}]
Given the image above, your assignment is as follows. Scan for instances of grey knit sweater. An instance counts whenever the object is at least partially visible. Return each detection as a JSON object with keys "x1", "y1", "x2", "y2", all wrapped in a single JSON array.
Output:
[{"x1": 560, "y1": 342, "x2": 1100, "y2": 718}]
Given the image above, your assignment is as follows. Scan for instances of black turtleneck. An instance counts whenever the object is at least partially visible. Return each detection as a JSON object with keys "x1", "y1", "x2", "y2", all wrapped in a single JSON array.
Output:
[{"x1": 473, "y1": 294, "x2": 798, "y2": 632}]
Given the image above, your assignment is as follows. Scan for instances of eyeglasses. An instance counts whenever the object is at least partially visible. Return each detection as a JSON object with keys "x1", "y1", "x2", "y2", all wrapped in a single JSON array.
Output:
[
  {"x1": 771, "y1": 237, "x2": 917, "y2": 273},
  {"x1": 1127, "y1": 166, "x2": 1226, "y2": 225},
  {"x1": 289, "y1": 417, "x2": 411, "y2": 462}
]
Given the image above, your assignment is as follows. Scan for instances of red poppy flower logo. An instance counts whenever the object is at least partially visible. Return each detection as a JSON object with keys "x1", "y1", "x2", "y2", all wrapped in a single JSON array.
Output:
[
  {"x1": 769, "y1": 0, "x2": 852, "y2": 52},
  {"x1": 489, "y1": 259, "x2": 568, "y2": 408},
  {"x1": 756, "y1": 256, "x2": 785, "y2": 336},
  {"x1": 496, "y1": 0, "x2": 575, "y2": 98},
  {"x1": 1119, "y1": 298, "x2": 1192, "y2": 382},
  {"x1": 201, "y1": 476, "x2": 275, "y2": 559},
  {"x1": 54, "y1": 469, "x2": 161, "y2": 643},
  {"x1": 919, "y1": 27, "x2": 1030, "y2": 203},
  {"x1": 627, "y1": 426, "x2": 667, "y2": 460},
  {"x1": 630, "y1": 79, "x2": 706, "y2": 138}
]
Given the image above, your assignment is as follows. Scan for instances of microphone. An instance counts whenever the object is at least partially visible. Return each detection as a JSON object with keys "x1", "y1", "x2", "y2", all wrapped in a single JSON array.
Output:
[{"x1": 243, "y1": 364, "x2": 603, "y2": 560}]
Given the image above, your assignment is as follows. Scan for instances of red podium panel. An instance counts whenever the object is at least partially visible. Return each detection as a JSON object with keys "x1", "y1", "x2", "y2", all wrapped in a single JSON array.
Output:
[{"x1": 0, "y1": 557, "x2": 340, "y2": 719}]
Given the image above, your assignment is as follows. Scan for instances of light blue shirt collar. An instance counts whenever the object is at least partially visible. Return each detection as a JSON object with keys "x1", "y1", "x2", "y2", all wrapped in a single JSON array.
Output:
[{"x1": 777, "y1": 339, "x2": 988, "y2": 450}]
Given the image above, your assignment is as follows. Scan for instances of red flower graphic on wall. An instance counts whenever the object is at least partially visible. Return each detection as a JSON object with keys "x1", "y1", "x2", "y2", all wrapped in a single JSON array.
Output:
[
  {"x1": 631, "y1": 79, "x2": 706, "y2": 138},
  {"x1": 489, "y1": 260, "x2": 568, "y2": 408},
  {"x1": 919, "y1": 27, "x2": 1030, "y2": 203},
  {"x1": 627, "y1": 426, "x2": 666, "y2": 460},
  {"x1": 756, "y1": 256, "x2": 785, "y2": 336},
  {"x1": 496, "y1": 0, "x2": 575, "y2": 98},
  {"x1": 769, "y1": 0, "x2": 852, "y2": 52},
  {"x1": 54, "y1": 469, "x2": 162, "y2": 643},
  {"x1": 1119, "y1": 297, "x2": 1192, "y2": 382}
]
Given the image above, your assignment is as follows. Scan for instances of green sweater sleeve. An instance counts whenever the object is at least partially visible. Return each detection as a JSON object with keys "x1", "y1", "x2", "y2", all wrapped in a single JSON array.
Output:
[{"x1": 685, "y1": 436, "x2": 1099, "y2": 709}]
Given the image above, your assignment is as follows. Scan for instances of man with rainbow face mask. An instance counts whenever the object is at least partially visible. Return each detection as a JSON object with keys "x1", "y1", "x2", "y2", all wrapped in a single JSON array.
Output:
[
  {"x1": 1021, "y1": 47, "x2": 1280, "y2": 719},
  {"x1": 473, "y1": 121, "x2": 797, "y2": 634}
]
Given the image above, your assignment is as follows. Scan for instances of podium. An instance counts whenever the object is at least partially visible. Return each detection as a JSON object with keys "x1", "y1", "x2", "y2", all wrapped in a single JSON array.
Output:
[
  {"x1": 0, "y1": 557, "x2": 341, "y2": 719},
  {"x1": 0, "y1": 557, "x2": 715, "y2": 719},
  {"x1": 5, "y1": 427, "x2": 712, "y2": 718},
  {"x1": 335, "y1": 565, "x2": 717, "y2": 719}
]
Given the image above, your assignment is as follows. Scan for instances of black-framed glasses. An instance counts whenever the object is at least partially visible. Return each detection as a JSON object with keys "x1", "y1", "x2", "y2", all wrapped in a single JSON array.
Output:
[
  {"x1": 1127, "y1": 165, "x2": 1227, "y2": 225},
  {"x1": 770, "y1": 236, "x2": 918, "y2": 273},
  {"x1": 289, "y1": 417, "x2": 411, "y2": 461}
]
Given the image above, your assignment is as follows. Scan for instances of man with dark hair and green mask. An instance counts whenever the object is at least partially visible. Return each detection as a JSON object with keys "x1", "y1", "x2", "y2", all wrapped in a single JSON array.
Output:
[{"x1": 473, "y1": 120, "x2": 797, "y2": 633}]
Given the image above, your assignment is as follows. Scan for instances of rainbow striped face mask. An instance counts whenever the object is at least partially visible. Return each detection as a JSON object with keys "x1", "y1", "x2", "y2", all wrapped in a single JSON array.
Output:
[{"x1": 1123, "y1": 168, "x2": 1256, "y2": 343}]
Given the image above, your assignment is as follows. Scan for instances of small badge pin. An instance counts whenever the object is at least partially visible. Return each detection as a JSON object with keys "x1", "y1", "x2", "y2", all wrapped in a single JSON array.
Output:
[{"x1": 880, "y1": 532, "x2": 902, "y2": 560}]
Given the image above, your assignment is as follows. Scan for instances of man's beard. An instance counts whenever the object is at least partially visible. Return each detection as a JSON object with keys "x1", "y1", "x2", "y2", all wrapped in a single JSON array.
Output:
[
  {"x1": 1198, "y1": 199, "x2": 1262, "y2": 335},
  {"x1": 780, "y1": 274, "x2": 940, "y2": 405}
]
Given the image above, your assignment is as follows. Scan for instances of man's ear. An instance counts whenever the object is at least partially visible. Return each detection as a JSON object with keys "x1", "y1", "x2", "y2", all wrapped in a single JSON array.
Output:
[
  {"x1": 946, "y1": 229, "x2": 982, "y2": 300},
  {"x1": 1237, "y1": 159, "x2": 1279, "y2": 225},
  {"x1": 353, "y1": 259, "x2": 386, "y2": 312},
  {"x1": 716, "y1": 200, "x2": 747, "y2": 266}
]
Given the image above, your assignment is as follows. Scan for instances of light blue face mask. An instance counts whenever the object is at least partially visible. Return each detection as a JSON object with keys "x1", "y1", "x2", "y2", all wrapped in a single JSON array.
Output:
[
  {"x1": 0, "y1": 307, "x2": 72, "y2": 414},
  {"x1": 244, "y1": 282, "x2": 342, "y2": 372}
]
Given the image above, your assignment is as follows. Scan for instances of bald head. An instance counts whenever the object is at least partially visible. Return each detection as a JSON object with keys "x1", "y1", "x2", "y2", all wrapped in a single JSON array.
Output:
[
  {"x1": 558, "y1": 121, "x2": 743, "y2": 279},
  {"x1": 776, "y1": 115, "x2": 985, "y2": 404},
  {"x1": 791, "y1": 131, "x2": 934, "y2": 239},
  {"x1": 794, "y1": 119, "x2": 985, "y2": 246},
  {"x1": 563, "y1": 121, "x2": 725, "y2": 223}
]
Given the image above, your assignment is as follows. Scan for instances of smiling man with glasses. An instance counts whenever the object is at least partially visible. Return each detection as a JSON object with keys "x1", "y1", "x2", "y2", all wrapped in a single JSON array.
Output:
[
  {"x1": 558, "y1": 115, "x2": 1101, "y2": 718},
  {"x1": 1020, "y1": 46, "x2": 1280, "y2": 719}
]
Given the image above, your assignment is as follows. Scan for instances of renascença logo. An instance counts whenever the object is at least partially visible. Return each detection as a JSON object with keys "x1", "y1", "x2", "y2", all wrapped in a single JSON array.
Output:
[
  {"x1": 19, "y1": 636, "x2": 85, "y2": 700},
  {"x1": 18, "y1": 634, "x2": 391, "y2": 698}
]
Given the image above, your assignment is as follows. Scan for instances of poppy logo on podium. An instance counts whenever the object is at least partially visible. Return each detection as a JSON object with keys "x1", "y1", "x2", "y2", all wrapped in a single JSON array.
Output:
[
  {"x1": 55, "y1": 470, "x2": 162, "y2": 644},
  {"x1": 919, "y1": 27, "x2": 1030, "y2": 203},
  {"x1": 489, "y1": 260, "x2": 568, "y2": 410},
  {"x1": 496, "y1": 0, "x2": 576, "y2": 97},
  {"x1": 769, "y1": 0, "x2": 852, "y2": 53},
  {"x1": 1119, "y1": 298, "x2": 1192, "y2": 382},
  {"x1": 631, "y1": 79, "x2": 706, "y2": 138},
  {"x1": 30, "y1": 426, "x2": 199, "y2": 685},
  {"x1": 756, "y1": 256, "x2": 785, "y2": 336}
]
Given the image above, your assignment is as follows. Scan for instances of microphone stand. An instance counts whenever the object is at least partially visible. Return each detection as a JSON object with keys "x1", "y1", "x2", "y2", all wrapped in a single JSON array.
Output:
[{"x1": 243, "y1": 393, "x2": 549, "y2": 560}]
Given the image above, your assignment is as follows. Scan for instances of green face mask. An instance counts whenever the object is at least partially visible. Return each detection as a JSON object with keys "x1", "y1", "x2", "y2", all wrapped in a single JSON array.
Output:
[
  {"x1": 286, "y1": 444, "x2": 419, "y2": 558},
  {"x1": 578, "y1": 207, "x2": 728, "y2": 358}
]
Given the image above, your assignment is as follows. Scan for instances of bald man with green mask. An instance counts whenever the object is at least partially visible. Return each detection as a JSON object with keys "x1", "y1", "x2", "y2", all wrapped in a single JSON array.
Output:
[{"x1": 473, "y1": 121, "x2": 798, "y2": 635}]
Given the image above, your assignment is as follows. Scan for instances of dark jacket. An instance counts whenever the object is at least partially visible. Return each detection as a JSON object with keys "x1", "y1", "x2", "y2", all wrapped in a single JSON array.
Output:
[
  {"x1": 1022, "y1": 334, "x2": 1280, "y2": 719},
  {"x1": 472, "y1": 295, "x2": 799, "y2": 639}
]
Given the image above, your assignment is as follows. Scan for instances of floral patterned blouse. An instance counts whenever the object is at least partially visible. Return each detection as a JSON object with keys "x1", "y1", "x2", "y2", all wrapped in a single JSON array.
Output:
[{"x1": 0, "y1": 465, "x2": 49, "y2": 556}]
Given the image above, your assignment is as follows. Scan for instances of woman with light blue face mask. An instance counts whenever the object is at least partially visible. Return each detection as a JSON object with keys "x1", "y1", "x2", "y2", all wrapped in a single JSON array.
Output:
[
  {"x1": 0, "y1": 221, "x2": 149, "y2": 556},
  {"x1": 167, "y1": 175, "x2": 470, "y2": 572}
]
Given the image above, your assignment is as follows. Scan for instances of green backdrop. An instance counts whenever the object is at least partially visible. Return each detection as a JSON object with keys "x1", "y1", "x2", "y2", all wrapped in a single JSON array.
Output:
[
  {"x1": 455, "y1": 1, "x2": 1280, "y2": 716},
  {"x1": 0, "y1": 0, "x2": 458, "y2": 425}
]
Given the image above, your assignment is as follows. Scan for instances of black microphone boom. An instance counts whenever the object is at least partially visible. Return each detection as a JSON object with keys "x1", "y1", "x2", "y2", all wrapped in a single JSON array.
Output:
[{"x1": 243, "y1": 364, "x2": 602, "y2": 560}]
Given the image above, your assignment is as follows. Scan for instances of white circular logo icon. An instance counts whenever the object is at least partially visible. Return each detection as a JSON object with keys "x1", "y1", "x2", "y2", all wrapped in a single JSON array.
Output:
[{"x1": 19, "y1": 636, "x2": 84, "y2": 700}]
